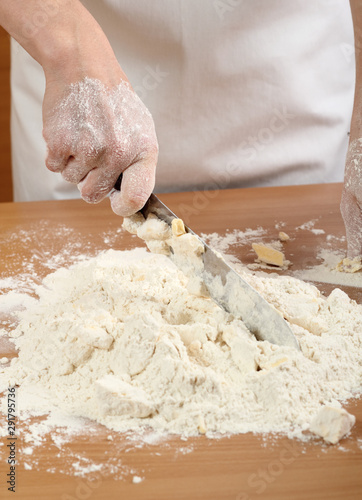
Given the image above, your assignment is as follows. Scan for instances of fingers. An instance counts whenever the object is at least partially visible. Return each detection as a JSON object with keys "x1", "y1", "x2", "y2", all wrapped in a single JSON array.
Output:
[
  {"x1": 340, "y1": 189, "x2": 362, "y2": 258},
  {"x1": 78, "y1": 166, "x2": 119, "y2": 204},
  {"x1": 46, "y1": 148, "x2": 99, "y2": 184},
  {"x1": 110, "y1": 156, "x2": 156, "y2": 216},
  {"x1": 45, "y1": 143, "x2": 70, "y2": 173},
  {"x1": 44, "y1": 125, "x2": 105, "y2": 180}
]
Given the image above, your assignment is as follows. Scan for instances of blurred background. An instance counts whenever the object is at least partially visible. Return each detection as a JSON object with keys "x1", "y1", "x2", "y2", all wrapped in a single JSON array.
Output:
[{"x1": 0, "y1": 26, "x2": 12, "y2": 202}]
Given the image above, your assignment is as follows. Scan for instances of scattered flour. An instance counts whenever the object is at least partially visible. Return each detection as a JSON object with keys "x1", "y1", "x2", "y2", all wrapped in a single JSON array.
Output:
[
  {"x1": 1, "y1": 247, "x2": 361, "y2": 442},
  {"x1": 201, "y1": 227, "x2": 267, "y2": 257},
  {"x1": 296, "y1": 219, "x2": 320, "y2": 231},
  {"x1": 0, "y1": 292, "x2": 37, "y2": 314},
  {"x1": 132, "y1": 475, "x2": 144, "y2": 484},
  {"x1": 295, "y1": 249, "x2": 362, "y2": 287}
]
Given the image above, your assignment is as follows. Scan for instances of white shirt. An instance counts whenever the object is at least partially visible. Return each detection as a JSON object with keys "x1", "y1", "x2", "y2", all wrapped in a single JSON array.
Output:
[{"x1": 11, "y1": 0, "x2": 355, "y2": 201}]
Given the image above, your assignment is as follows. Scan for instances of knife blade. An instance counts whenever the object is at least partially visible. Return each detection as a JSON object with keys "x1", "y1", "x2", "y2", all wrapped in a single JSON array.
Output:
[{"x1": 140, "y1": 193, "x2": 300, "y2": 351}]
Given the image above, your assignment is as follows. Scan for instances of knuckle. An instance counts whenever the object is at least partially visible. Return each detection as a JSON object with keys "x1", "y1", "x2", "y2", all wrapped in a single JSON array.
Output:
[
  {"x1": 61, "y1": 170, "x2": 78, "y2": 184},
  {"x1": 146, "y1": 141, "x2": 159, "y2": 159},
  {"x1": 45, "y1": 156, "x2": 61, "y2": 173},
  {"x1": 80, "y1": 184, "x2": 110, "y2": 205}
]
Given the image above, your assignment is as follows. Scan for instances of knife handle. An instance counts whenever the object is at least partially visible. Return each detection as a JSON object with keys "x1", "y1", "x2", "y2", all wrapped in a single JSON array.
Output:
[
  {"x1": 113, "y1": 172, "x2": 151, "y2": 214},
  {"x1": 114, "y1": 173, "x2": 123, "y2": 191}
]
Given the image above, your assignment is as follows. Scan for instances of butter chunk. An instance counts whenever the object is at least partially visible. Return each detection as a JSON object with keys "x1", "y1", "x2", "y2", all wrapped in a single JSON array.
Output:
[
  {"x1": 310, "y1": 406, "x2": 355, "y2": 444},
  {"x1": 278, "y1": 231, "x2": 290, "y2": 242},
  {"x1": 197, "y1": 414, "x2": 207, "y2": 434},
  {"x1": 172, "y1": 218, "x2": 186, "y2": 236},
  {"x1": 336, "y1": 257, "x2": 362, "y2": 274},
  {"x1": 252, "y1": 243, "x2": 285, "y2": 267}
]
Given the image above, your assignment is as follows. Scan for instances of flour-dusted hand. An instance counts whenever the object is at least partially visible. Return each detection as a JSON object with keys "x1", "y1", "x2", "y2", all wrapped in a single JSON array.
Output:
[
  {"x1": 341, "y1": 139, "x2": 362, "y2": 258},
  {"x1": 43, "y1": 78, "x2": 158, "y2": 216}
]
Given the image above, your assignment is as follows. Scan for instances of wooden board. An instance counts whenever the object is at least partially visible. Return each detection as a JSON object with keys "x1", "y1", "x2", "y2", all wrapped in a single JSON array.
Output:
[{"x1": 0, "y1": 183, "x2": 361, "y2": 500}]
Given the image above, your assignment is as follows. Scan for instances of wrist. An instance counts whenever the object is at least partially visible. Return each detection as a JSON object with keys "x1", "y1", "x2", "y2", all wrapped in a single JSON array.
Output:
[
  {"x1": 0, "y1": 0, "x2": 127, "y2": 87},
  {"x1": 38, "y1": 3, "x2": 127, "y2": 87}
]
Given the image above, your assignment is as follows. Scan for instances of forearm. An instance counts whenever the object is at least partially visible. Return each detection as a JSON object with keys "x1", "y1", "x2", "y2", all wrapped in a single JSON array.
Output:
[
  {"x1": 341, "y1": 1, "x2": 362, "y2": 258},
  {"x1": 349, "y1": 0, "x2": 362, "y2": 141},
  {"x1": 0, "y1": 0, "x2": 126, "y2": 84}
]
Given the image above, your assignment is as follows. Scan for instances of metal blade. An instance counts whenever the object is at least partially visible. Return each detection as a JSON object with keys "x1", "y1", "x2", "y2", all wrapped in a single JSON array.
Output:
[{"x1": 141, "y1": 194, "x2": 300, "y2": 350}]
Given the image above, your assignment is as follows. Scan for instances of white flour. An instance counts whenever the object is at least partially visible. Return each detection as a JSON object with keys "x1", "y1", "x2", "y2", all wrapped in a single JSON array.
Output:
[
  {"x1": 1, "y1": 245, "x2": 361, "y2": 441},
  {"x1": 295, "y1": 248, "x2": 362, "y2": 287}
]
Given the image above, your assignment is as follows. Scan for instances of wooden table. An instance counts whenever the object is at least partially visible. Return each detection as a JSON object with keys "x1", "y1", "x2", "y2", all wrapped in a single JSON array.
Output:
[{"x1": 0, "y1": 183, "x2": 361, "y2": 500}]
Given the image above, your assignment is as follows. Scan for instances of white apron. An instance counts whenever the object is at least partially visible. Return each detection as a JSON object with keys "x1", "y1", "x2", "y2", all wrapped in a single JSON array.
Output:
[{"x1": 11, "y1": 0, "x2": 355, "y2": 201}]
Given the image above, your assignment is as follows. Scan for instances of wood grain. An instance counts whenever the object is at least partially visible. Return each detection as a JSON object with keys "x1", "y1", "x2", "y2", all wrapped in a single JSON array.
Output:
[
  {"x1": 0, "y1": 184, "x2": 361, "y2": 500},
  {"x1": 0, "y1": 26, "x2": 12, "y2": 202}
]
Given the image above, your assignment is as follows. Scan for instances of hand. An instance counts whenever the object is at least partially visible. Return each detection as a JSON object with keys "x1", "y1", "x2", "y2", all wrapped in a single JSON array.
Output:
[
  {"x1": 341, "y1": 139, "x2": 362, "y2": 258},
  {"x1": 40, "y1": 6, "x2": 158, "y2": 217},
  {"x1": 43, "y1": 76, "x2": 158, "y2": 216}
]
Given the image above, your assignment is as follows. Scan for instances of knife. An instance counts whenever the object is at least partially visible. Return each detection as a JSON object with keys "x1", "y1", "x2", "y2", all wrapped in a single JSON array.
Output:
[
  {"x1": 141, "y1": 194, "x2": 300, "y2": 350},
  {"x1": 114, "y1": 177, "x2": 300, "y2": 350}
]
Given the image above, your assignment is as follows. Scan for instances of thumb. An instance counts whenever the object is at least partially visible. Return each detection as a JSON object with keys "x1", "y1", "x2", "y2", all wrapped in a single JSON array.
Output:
[{"x1": 110, "y1": 159, "x2": 156, "y2": 217}]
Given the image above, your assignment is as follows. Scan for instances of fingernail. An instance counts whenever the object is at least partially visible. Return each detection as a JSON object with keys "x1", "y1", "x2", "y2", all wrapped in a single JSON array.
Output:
[{"x1": 77, "y1": 178, "x2": 86, "y2": 193}]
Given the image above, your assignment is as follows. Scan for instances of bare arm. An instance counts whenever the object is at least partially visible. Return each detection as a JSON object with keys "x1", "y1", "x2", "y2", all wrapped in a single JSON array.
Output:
[
  {"x1": 341, "y1": 1, "x2": 362, "y2": 258},
  {"x1": 0, "y1": 0, "x2": 158, "y2": 216}
]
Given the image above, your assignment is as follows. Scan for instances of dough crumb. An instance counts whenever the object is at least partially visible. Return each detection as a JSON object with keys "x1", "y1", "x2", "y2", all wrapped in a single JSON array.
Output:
[
  {"x1": 170, "y1": 232, "x2": 204, "y2": 257},
  {"x1": 309, "y1": 406, "x2": 355, "y2": 444},
  {"x1": 278, "y1": 231, "x2": 290, "y2": 242},
  {"x1": 252, "y1": 243, "x2": 285, "y2": 267},
  {"x1": 122, "y1": 213, "x2": 145, "y2": 235},
  {"x1": 132, "y1": 475, "x2": 144, "y2": 484},
  {"x1": 145, "y1": 239, "x2": 171, "y2": 256},
  {"x1": 198, "y1": 414, "x2": 207, "y2": 435},
  {"x1": 136, "y1": 214, "x2": 172, "y2": 242},
  {"x1": 124, "y1": 213, "x2": 173, "y2": 255},
  {"x1": 96, "y1": 375, "x2": 154, "y2": 418},
  {"x1": 187, "y1": 276, "x2": 209, "y2": 297},
  {"x1": 336, "y1": 257, "x2": 362, "y2": 273},
  {"x1": 0, "y1": 357, "x2": 9, "y2": 364}
]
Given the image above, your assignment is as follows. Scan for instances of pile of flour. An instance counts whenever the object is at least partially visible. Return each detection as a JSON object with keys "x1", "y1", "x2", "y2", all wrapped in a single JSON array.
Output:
[{"x1": 1, "y1": 239, "x2": 361, "y2": 440}]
